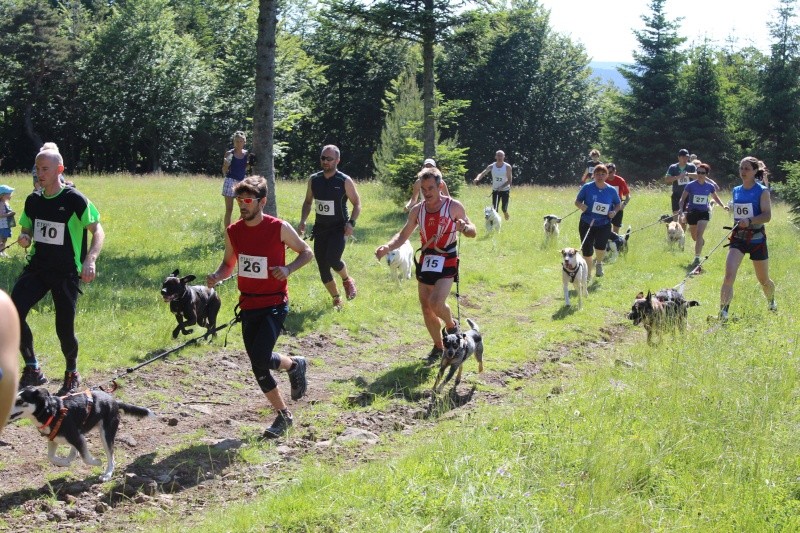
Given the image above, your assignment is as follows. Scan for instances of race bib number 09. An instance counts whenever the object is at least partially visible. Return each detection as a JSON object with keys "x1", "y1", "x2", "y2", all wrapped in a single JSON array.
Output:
[
  {"x1": 238, "y1": 254, "x2": 268, "y2": 279},
  {"x1": 420, "y1": 255, "x2": 444, "y2": 273},
  {"x1": 34, "y1": 219, "x2": 65, "y2": 245},
  {"x1": 591, "y1": 202, "x2": 610, "y2": 215},
  {"x1": 693, "y1": 195, "x2": 708, "y2": 205},
  {"x1": 733, "y1": 203, "x2": 754, "y2": 219},
  {"x1": 315, "y1": 199, "x2": 335, "y2": 215}
]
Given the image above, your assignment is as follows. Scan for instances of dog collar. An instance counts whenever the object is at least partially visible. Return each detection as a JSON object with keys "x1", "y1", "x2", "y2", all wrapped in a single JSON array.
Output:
[{"x1": 562, "y1": 262, "x2": 582, "y2": 282}]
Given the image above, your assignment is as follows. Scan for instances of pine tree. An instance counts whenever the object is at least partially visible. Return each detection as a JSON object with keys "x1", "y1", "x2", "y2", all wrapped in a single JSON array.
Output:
[{"x1": 604, "y1": 0, "x2": 686, "y2": 178}]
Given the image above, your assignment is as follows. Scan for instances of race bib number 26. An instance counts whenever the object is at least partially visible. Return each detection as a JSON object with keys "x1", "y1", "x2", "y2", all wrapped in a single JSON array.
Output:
[
  {"x1": 34, "y1": 219, "x2": 65, "y2": 245},
  {"x1": 238, "y1": 254, "x2": 268, "y2": 279},
  {"x1": 420, "y1": 255, "x2": 444, "y2": 273}
]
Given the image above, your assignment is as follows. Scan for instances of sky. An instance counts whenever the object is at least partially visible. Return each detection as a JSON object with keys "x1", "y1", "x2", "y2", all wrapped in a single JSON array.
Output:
[{"x1": 538, "y1": 0, "x2": 783, "y2": 63}]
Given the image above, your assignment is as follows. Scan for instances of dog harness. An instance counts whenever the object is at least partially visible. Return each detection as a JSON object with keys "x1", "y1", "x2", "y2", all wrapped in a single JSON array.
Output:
[
  {"x1": 562, "y1": 262, "x2": 583, "y2": 283},
  {"x1": 38, "y1": 389, "x2": 94, "y2": 441}
]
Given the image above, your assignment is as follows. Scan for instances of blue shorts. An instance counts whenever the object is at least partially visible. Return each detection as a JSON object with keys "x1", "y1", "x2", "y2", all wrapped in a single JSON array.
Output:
[{"x1": 222, "y1": 177, "x2": 241, "y2": 198}]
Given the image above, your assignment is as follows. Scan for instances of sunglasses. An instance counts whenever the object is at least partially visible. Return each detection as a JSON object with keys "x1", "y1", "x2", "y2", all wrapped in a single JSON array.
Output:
[
  {"x1": 235, "y1": 196, "x2": 261, "y2": 205},
  {"x1": 697, "y1": 171, "x2": 707, "y2": 174},
  {"x1": 320, "y1": 156, "x2": 335, "y2": 162}
]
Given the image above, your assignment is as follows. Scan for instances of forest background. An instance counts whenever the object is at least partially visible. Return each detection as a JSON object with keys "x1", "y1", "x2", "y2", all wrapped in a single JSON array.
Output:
[{"x1": 3, "y1": 0, "x2": 800, "y2": 197}]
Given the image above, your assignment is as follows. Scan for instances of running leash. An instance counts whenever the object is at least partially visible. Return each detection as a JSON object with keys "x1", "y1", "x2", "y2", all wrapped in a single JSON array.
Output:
[
  {"x1": 92, "y1": 311, "x2": 242, "y2": 393},
  {"x1": 0, "y1": 238, "x2": 20, "y2": 254},
  {"x1": 672, "y1": 226, "x2": 737, "y2": 294},
  {"x1": 560, "y1": 208, "x2": 579, "y2": 221},
  {"x1": 578, "y1": 219, "x2": 595, "y2": 250},
  {"x1": 627, "y1": 214, "x2": 673, "y2": 235}
]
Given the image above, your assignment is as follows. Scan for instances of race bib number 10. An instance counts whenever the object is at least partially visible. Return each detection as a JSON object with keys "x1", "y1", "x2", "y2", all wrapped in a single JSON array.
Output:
[
  {"x1": 591, "y1": 202, "x2": 610, "y2": 215},
  {"x1": 733, "y1": 203, "x2": 754, "y2": 219},
  {"x1": 420, "y1": 255, "x2": 444, "y2": 273},
  {"x1": 238, "y1": 254, "x2": 268, "y2": 279},
  {"x1": 315, "y1": 199, "x2": 335, "y2": 215},
  {"x1": 34, "y1": 219, "x2": 65, "y2": 245}
]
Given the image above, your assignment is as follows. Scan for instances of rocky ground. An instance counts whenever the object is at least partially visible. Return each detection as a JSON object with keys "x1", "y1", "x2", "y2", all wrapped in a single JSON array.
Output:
[{"x1": 0, "y1": 325, "x2": 624, "y2": 532}]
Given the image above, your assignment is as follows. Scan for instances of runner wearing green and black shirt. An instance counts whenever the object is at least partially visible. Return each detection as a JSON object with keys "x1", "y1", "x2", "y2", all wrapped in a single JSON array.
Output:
[{"x1": 11, "y1": 149, "x2": 105, "y2": 395}]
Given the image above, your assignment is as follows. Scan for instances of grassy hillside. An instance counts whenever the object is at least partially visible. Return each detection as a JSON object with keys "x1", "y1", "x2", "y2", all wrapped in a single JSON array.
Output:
[{"x1": 0, "y1": 175, "x2": 796, "y2": 530}]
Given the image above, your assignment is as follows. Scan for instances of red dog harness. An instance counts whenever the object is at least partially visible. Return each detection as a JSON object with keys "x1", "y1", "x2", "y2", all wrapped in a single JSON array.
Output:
[{"x1": 38, "y1": 389, "x2": 94, "y2": 441}]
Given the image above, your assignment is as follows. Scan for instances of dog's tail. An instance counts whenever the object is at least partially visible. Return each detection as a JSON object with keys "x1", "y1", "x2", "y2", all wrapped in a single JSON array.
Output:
[
  {"x1": 118, "y1": 403, "x2": 154, "y2": 419},
  {"x1": 687, "y1": 301, "x2": 700, "y2": 308},
  {"x1": 466, "y1": 318, "x2": 479, "y2": 332}
]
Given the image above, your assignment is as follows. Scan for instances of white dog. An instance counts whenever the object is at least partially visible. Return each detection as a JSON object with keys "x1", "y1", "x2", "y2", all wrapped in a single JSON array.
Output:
[
  {"x1": 543, "y1": 215, "x2": 561, "y2": 242},
  {"x1": 561, "y1": 247, "x2": 589, "y2": 308},
  {"x1": 484, "y1": 206, "x2": 502, "y2": 233},
  {"x1": 386, "y1": 240, "x2": 413, "y2": 282},
  {"x1": 667, "y1": 220, "x2": 685, "y2": 251}
]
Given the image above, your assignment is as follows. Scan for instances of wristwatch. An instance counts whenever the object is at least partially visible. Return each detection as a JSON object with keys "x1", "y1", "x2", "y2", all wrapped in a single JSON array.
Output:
[{"x1": 348, "y1": 219, "x2": 356, "y2": 227}]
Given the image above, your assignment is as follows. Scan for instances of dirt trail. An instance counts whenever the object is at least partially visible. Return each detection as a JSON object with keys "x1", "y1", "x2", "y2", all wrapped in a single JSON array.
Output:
[{"x1": 0, "y1": 324, "x2": 626, "y2": 531}]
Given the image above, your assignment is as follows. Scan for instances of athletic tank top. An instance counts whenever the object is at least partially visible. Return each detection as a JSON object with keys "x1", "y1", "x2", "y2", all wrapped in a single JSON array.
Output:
[
  {"x1": 227, "y1": 216, "x2": 288, "y2": 310},
  {"x1": 491, "y1": 162, "x2": 511, "y2": 191},
  {"x1": 418, "y1": 198, "x2": 458, "y2": 252},
  {"x1": 310, "y1": 170, "x2": 350, "y2": 226}
]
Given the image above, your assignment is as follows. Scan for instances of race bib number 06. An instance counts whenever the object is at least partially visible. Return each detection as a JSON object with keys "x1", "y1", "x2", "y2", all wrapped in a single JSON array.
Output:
[
  {"x1": 733, "y1": 203, "x2": 754, "y2": 219},
  {"x1": 34, "y1": 219, "x2": 65, "y2": 245},
  {"x1": 420, "y1": 255, "x2": 444, "y2": 273},
  {"x1": 591, "y1": 202, "x2": 610, "y2": 215},
  {"x1": 238, "y1": 254, "x2": 268, "y2": 279},
  {"x1": 678, "y1": 176, "x2": 691, "y2": 185},
  {"x1": 315, "y1": 199, "x2": 335, "y2": 215}
]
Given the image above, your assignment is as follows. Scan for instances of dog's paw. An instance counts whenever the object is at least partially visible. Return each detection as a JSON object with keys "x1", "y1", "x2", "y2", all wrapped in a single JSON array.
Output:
[{"x1": 99, "y1": 472, "x2": 113, "y2": 482}]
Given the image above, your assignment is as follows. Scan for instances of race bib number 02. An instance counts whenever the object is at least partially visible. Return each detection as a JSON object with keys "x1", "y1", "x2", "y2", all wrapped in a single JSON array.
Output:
[
  {"x1": 693, "y1": 195, "x2": 708, "y2": 205},
  {"x1": 591, "y1": 202, "x2": 610, "y2": 215},
  {"x1": 420, "y1": 255, "x2": 444, "y2": 273},
  {"x1": 733, "y1": 203, "x2": 754, "y2": 219},
  {"x1": 238, "y1": 254, "x2": 268, "y2": 279},
  {"x1": 34, "y1": 219, "x2": 65, "y2": 245},
  {"x1": 315, "y1": 199, "x2": 335, "y2": 215}
]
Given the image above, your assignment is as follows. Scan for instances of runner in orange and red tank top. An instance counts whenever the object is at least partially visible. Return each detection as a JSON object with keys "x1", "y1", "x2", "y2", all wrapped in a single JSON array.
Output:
[{"x1": 376, "y1": 168, "x2": 476, "y2": 364}]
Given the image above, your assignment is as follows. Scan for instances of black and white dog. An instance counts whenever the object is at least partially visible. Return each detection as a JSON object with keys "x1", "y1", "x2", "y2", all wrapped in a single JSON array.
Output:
[
  {"x1": 433, "y1": 318, "x2": 484, "y2": 393},
  {"x1": 161, "y1": 269, "x2": 221, "y2": 339},
  {"x1": 8, "y1": 387, "x2": 153, "y2": 482},
  {"x1": 543, "y1": 214, "x2": 562, "y2": 242},
  {"x1": 605, "y1": 226, "x2": 632, "y2": 262}
]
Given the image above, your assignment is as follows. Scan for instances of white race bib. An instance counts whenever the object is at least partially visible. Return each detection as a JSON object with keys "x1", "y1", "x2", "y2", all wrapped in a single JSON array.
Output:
[
  {"x1": 733, "y1": 203, "x2": 754, "y2": 219},
  {"x1": 591, "y1": 202, "x2": 610, "y2": 216},
  {"x1": 492, "y1": 174, "x2": 505, "y2": 187},
  {"x1": 692, "y1": 195, "x2": 708, "y2": 206},
  {"x1": 34, "y1": 219, "x2": 65, "y2": 245},
  {"x1": 420, "y1": 255, "x2": 444, "y2": 273},
  {"x1": 610, "y1": 185, "x2": 619, "y2": 196},
  {"x1": 678, "y1": 176, "x2": 691, "y2": 185},
  {"x1": 238, "y1": 254, "x2": 268, "y2": 279},
  {"x1": 315, "y1": 199, "x2": 335, "y2": 215}
]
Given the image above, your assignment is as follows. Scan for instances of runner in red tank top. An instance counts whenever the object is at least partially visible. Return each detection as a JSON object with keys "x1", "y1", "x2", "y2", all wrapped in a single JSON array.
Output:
[
  {"x1": 208, "y1": 176, "x2": 314, "y2": 439},
  {"x1": 376, "y1": 168, "x2": 477, "y2": 364}
]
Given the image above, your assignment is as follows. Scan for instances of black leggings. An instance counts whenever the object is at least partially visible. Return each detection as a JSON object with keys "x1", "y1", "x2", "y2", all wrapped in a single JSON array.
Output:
[
  {"x1": 578, "y1": 220, "x2": 612, "y2": 257},
  {"x1": 313, "y1": 224, "x2": 346, "y2": 283},
  {"x1": 241, "y1": 304, "x2": 288, "y2": 393},
  {"x1": 492, "y1": 190, "x2": 510, "y2": 213},
  {"x1": 11, "y1": 269, "x2": 81, "y2": 370}
]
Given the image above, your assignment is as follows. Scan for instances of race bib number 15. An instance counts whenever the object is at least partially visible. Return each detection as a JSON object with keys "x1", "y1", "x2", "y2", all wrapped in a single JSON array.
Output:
[
  {"x1": 420, "y1": 255, "x2": 444, "y2": 273},
  {"x1": 34, "y1": 219, "x2": 65, "y2": 245},
  {"x1": 238, "y1": 254, "x2": 268, "y2": 279}
]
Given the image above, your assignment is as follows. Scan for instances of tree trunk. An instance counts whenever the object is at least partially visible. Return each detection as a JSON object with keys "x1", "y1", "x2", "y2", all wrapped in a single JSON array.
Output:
[
  {"x1": 23, "y1": 103, "x2": 43, "y2": 152},
  {"x1": 422, "y1": 0, "x2": 436, "y2": 158},
  {"x1": 254, "y1": 0, "x2": 278, "y2": 216}
]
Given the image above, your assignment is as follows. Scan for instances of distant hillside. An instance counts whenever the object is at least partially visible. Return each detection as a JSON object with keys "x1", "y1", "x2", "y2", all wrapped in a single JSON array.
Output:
[{"x1": 589, "y1": 61, "x2": 629, "y2": 92}]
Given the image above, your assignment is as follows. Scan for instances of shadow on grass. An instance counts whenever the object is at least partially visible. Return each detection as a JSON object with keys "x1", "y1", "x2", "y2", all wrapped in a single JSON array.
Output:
[
  {"x1": 339, "y1": 361, "x2": 435, "y2": 405},
  {"x1": 423, "y1": 384, "x2": 477, "y2": 419},
  {"x1": 551, "y1": 304, "x2": 579, "y2": 320}
]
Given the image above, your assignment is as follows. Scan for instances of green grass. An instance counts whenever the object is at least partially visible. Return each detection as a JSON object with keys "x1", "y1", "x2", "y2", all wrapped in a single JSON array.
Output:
[{"x1": 1, "y1": 174, "x2": 797, "y2": 530}]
